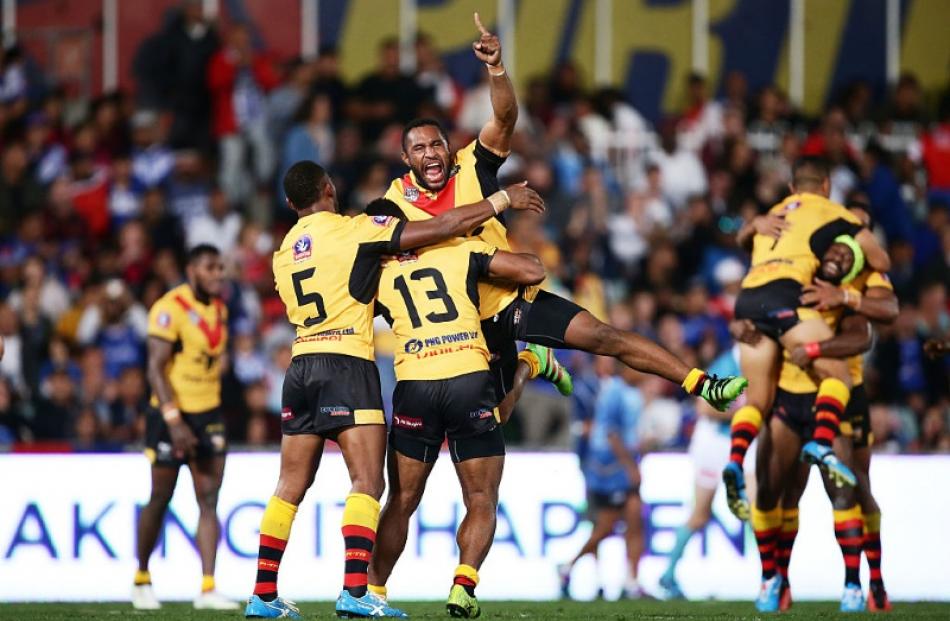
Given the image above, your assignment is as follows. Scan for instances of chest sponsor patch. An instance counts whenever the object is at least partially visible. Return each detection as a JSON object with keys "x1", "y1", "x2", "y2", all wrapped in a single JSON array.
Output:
[
  {"x1": 293, "y1": 234, "x2": 312, "y2": 262},
  {"x1": 403, "y1": 187, "x2": 420, "y2": 202},
  {"x1": 393, "y1": 414, "x2": 423, "y2": 430}
]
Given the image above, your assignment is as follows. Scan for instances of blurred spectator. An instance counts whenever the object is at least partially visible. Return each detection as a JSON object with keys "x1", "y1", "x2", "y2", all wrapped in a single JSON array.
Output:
[
  {"x1": 415, "y1": 33, "x2": 460, "y2": 117},
  {"x1": 651, "y1": 120, "x2": 707, "y2": 210},
  {"x1": 31, "y1": 369, "x2": 78, "y2": 440},
  {"x1": 0, "y1": 377, "x2": 25, "y2": 444},
  {"x1": 187, "y1": 187, "x2": 243, "y2": 255},
  {"x1": 351, "y1": 38, "x2": 423, "y2": 141},
  {"x1": 108, "y1": 152, "x2": 143, "y2": 226},
  {"x1": 130, "y1": 110, "x2": 174, "y2": 190},
  {"x1": 0, "y1": 142, "x2": 44, "y2": 236},
  {"x1": 207, "y1": 23, "x2": 279, "y2": 203},
  {"x1": 76, "y1": 279, "x2": 147, "y2": 379},
  {"x1": 134, "y1": 0, "x2": 219, "y2": 152},
  {"x1": 7, "y1": 256, "x2": 70, "y2": 322},
  {"x1": 919, "y1": 99, "x2": 950, "y2": 203},
  {"x1": 107, "y1": 366, "x2": 148, "y2": 443},
  {"x1": 678, "y1": 72, "x2": 724, "y2": 153},
  {"x1": 67, "y1": 151, "x2": 111, "y2": 239},
  {"x1": 24, "y1": 112, "x2": 68, "y2": 185},
  {"x1": 268, "y1": 57, "x2": 316, "y2": 144},
  {"x1": 280, "y1": 92, "x2": 334, "y2": 185}
]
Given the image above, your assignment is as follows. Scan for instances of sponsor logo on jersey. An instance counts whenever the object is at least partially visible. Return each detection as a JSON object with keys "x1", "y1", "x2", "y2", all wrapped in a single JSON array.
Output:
[
  {"x1": 396, "y1": 251, "x2": 418, "y2": 264},
  {"x1": 403, "y1": 187, "x2": 420, "y2": 202},
  {"x1": 293, "y1": 234, "x2": 312, "y2": 262},
  {"x1": 372, "y1": 215, "x2": 393, "y2": 227},
  {"x1": 281, "y1": 408, "x2": 294, "y2": 421},
  {"x1": 156, "y1": 312, "x2": 171, "y2": 328},
  {"x1": 393, "y1": 414, "x2": 423, "y2": 430},
  {"x1": 188, "y1": 310, "x2": 200, "y2": 325},
  {"x1": 773, "y1": 309, "x2": 796, "y2": 320},
  {"x1": 321, "y1": 406, "x2": 351, "y2": 417},
  {"x1": 405, "y1": 339, "x2": 424, "y2": 354},
  {"x1": 786, "y1": 200, "x2": 801, "y2": 211},
  {"x1": 469, "y1": 409, "x2": 494, "y2": 420}
]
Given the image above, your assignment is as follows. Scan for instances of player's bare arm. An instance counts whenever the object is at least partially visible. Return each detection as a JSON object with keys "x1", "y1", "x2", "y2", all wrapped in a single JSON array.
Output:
[
  {"x1": 736, "y1": 210, "x2": 788, "y2": 252},
  {"x1": 788, "y1": 314, "x2": 872, "y2": 369},
  {"x1": 146, "y1": 335, "x2": 197, "y2": 459},
  {"x1": 800, "y1": 282, "x2": 898, "y2": 322},
  {"x1": 854, "y1": 229, "x2": 891, "y2": 273},
  {"x1": 472, "y1": 12, "x2": 517, "y2": 156},
  {"x1": 485, "y1": 250, "x2": 545, "y2": 286},
  {"x1": 397, "y1": 182, "x2": 544, "y2": 250}
]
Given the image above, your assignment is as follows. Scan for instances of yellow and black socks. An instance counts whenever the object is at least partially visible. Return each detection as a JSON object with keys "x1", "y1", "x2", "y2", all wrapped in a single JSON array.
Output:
[
  {"x1": 729, "y1": 405, "x2": 763, "y2": 465},
  {"x1": 813, "y1": 378, "x2": 850, "y2": 447},
  {"x1": 751, "y1": 506, "x2": 782, "y2": 580},
  {"x1": 776, "y1": 508, "x2": 799, "y2": 581},
  {"x1": 342, "y1": 493, "x2": 381, "y2": 598},
  {"x1": 367, "y1": 584, "x2": 388, "y2": 599},
  {"x1": 134, "y1": 569, "x2": 151, "y2": 586},
  {"x1": 681, "y1": 368, "x2": 707, "y2": 396},
  {"x1": 453, "y1": 564, "x2": 479, "y2": 597},
  {"x1": 833, "y1": 506, "x2": 863, "y2": 586},
  {"x1": 864, "y1": 512, "x2": 884, "y2": 590},
  {"x1": 254, "y1": 496, "x2": 298, "y2": 601},
  {"x1": 517, "y1": 349, "x2": 541, "y2": 379}
]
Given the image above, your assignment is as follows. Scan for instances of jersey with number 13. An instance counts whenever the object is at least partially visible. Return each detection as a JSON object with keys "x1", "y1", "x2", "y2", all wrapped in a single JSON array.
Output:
[{"x1": 273, "y1": 211, "x2": 405, "y2": 361}]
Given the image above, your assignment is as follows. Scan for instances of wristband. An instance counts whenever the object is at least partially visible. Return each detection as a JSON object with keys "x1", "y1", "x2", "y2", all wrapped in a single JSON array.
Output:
[
  {"x1": 161, "y1": 403, "x2": 182, "y2": 424},
  {"x1": 486, "y1": 63, "x2": 506, "y2": 77},
  {"x1": 804, "y1": 342, "x2": 822, "y2": 360},
  {"x1": 487, "y1": 190, "x2": 510, "y2": 215}
]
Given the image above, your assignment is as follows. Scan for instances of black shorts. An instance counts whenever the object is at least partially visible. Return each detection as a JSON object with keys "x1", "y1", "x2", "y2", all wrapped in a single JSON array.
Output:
[
  {"x1": 145, "y1": 407, "x2": 227, "y2": 467},
  {"x1": 281, "y1": 354, "x2": 384, "y2": 437},
  {"x1": 481, "y1": 289, "x2": 584, "y2": 395},
  {"x1": 587, "y1": 487, "x2": 638, "y2": 512},
  {"x1": 390, "y1": 371, "x2": 505, "y2": 464},
  {"x1": 844, "y1": 384, "x2": 871, "y2": 448},
  {"x1": 735, "y1": 279, "x2": 821, "y2": 341},
  {"x1": 772, "y1": 389, "x2": 816, "y2": 441}
]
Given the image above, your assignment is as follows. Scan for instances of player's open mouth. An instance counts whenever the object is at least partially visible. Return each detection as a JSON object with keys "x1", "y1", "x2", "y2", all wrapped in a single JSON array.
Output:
[{"x1": 423, "y1": 161, "x2": 445, "y2": 185}]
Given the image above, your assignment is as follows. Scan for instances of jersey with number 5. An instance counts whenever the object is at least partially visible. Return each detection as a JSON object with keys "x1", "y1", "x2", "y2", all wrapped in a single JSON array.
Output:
[
  {"x1": 376, "y1": 239, "x2": 496, "y2": 381},
  {"x1": 273, "y1": 211, "x2": 405, "y2": 361}
]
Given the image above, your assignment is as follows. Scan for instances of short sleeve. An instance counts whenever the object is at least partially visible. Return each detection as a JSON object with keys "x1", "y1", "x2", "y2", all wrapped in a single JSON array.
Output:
[
  {"x1": 865, "y1": 271, "x2": 893, "y2": 291},
  {"x1": 147, "y1": 297, "x2": 179, "y2": 342},
  {"x1": 465, "y1": 240, "x2": 498, "y2": 278},
  {"x1": 353, "y1": 214, "x2": 407, "y2": 254}
]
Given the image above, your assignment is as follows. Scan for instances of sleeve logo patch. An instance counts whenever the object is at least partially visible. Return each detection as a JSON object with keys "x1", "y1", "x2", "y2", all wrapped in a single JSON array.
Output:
[
  {"x1": 156, "y1": 312, "x2": 171, "y2": 328},
  {"x1": 293, "y1": 234, "x2": 312, "y2": 262},
  {"x1": 372, "y1": 215, "x2": 394, "y2": 227}
]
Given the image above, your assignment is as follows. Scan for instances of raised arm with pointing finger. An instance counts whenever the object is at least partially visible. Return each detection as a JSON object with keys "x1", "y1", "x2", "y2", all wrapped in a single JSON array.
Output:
[{"x1": 472, "y1": 12, "x2": 518, "y2": 156}]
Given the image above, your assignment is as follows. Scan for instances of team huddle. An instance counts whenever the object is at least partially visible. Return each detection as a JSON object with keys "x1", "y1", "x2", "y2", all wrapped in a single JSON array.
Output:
[{"x1": 128, "y1": 13, "x2": 896, "y2": 620}]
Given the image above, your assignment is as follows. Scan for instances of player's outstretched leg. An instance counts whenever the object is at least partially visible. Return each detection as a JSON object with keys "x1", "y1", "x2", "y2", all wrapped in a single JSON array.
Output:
[
  {"x1": 447, "y1": 454, "x2": 504, "y2": 618},
  {"x1": 560, "y1": 311, "x2": 746, "y2": 411},
  {"x1": 133, "y1": 464, "x2": 180, "y2": 610}
]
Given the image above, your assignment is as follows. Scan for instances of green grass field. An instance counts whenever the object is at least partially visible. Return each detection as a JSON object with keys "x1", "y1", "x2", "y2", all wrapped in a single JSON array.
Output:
[{"x1": 1, "y1": 601, "x2": 948, "y2": 620}]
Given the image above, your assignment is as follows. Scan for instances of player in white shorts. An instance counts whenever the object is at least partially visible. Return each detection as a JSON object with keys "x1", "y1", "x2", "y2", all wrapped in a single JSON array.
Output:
[{"x1": 659, "y1": 346, "x2": 745, "y2": 598}]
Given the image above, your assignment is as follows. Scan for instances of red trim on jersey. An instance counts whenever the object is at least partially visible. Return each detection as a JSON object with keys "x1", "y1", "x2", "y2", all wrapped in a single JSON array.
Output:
[
  {"x1": 401, "y1": 174, "x2": 458, "y2": 216},
  {"x1": 174, "y1": 294, "x2": 225, "y2": 349}
]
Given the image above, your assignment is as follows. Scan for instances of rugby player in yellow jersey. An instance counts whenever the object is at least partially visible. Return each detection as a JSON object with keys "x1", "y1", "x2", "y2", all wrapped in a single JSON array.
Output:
[
  {"x1": 359, "y1": 198, "x2": 547, "y2": 618},
  {"x1": 732, "y1": 227, "x2": 897, "y2": 613},
  {"x1": 385, "y1": 13, "x2": 746, "y2": 419},
  {"x1": 133, "y1": 244, "x2": 236, "y2": 611},
  {"x1": 722, "y1": 157, "x2": 891, "y2": 520},
  {"x1": 244, "y1": 162, "x2": 543, "y2": 620}
]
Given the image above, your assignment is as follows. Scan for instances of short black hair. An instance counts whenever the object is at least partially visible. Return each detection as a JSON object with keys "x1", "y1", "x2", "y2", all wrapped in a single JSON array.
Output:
[
  {"x1": 187, "y1": 244, "x2": 220, "y2": 265},
  {"x1": 283, "y1": 160, "x2": 328, "y2": 209},
  {"x1": 792, "y1": 156, "x2": 830, "y2": 188},
  {"x1": 401, "y1": 118, "x2": 449, "y2": 152},
  {"x1": 364, "y1": 198, "x2": 406, "y2": 221}
]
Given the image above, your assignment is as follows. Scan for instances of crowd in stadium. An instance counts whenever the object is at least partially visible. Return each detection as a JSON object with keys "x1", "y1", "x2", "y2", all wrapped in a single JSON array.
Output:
[{"x1": 0, "y1": 6, "x2": 947, "y2": 455}]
